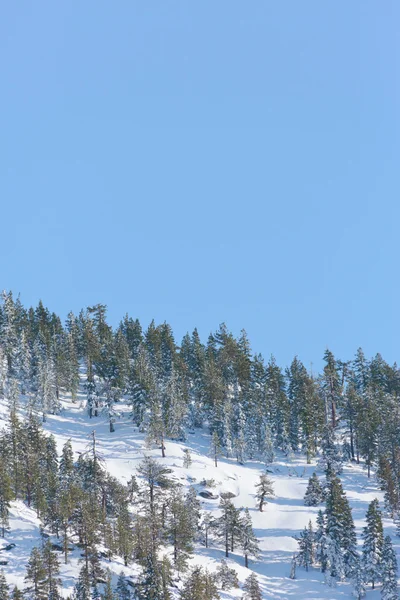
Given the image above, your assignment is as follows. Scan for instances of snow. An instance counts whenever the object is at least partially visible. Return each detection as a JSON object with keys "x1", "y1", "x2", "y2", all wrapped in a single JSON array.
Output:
[{"x1": 0, "y1": 382, "x2": 397, "y2": 599}]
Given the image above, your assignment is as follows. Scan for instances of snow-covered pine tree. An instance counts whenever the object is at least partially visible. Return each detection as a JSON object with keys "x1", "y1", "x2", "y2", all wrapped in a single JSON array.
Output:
[
  {"x1": 362, "y1": 498, "x2": 384, "y2": 589},
  {"x1": 167, "y1": 487, "x2": 195, "y2": 573},
  {"x1": 215, "y1": 560, "x2": 239, "y2": 590},
  {"x1": 41, "y1": 538, "x2": 61, "y2": 599},
  {"x1": 182, "y1": 448, "x2": 192, "y2": 469},
  {"x1": 255, "y1": 473, "x2": 274, "y2": 512},
  {"x1": 234, "y1": 403, "x2": 247, "y2": 464},
  {"x1": 0, "y1": 461, "x2": 12, "y2": 537},
  {"x1": 10, "y1": 587, "x2": 23, "y2": 600},
  {"x1": 381, "y1": 535, "x2": 398, "y2": 600},
  {"x1": 180, "y1": 566, "x2": 219, "y2": 600},
  {"x1": 73, "y1": 565, "x2": 91, "y2": 600},
  {"x1": 303, "y1": 473, "x2": 324, "y2": 506},
  {"x1": 242, "y1": 572, "x2": 262, "y2": 600},
  {"x1": 214, "y1": 499, "x2": 241, "y2": 558},
  {"x1": 297, "y1": 521, "x2": 315, "y2": 571},
  {"x1": 319, "y1": 425, "x2": 343, "y2": 475},
  {"x1": 0, "y1": 570, "x2": 9, "y2": 600},
  {"x1": 116, "y1": 572, "x2": 131, "y2": 600},
  {"x1": 24, "y1": 546, "x2": 47, "y2": 599},
  {"x1": 240, "y1": 508, "x2": 260, "y2": 568},
  {"x1": 351, "y1": 557, "x2": 366, "y2": 600}
]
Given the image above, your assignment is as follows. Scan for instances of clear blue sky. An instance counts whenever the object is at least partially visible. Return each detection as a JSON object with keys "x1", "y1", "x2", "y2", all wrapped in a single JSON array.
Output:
[{"x1": 1, "y1": 1, "x2": 399, "y2": 369}]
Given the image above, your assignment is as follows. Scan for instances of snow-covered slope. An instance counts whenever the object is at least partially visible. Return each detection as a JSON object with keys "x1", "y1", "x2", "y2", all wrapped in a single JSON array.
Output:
[{"x1": 0, "y1": 384, "x2": 395, "y2": 600}]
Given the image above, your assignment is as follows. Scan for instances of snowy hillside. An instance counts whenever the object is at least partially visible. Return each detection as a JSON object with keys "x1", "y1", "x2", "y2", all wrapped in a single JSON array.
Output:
[{"x1": 0, "y1": 381, "x2": 395, "y2": 600}]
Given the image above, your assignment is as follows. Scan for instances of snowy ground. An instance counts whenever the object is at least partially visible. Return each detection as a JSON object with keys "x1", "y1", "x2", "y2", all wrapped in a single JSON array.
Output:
[{"x1": 0, "y1": 385, "x2": 396, "y2": 599}]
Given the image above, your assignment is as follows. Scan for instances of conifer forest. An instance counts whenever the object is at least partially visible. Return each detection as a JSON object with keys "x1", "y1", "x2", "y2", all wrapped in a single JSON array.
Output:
[{"x1": 0, "y1": 290, "x2": 399, "y2": 599}]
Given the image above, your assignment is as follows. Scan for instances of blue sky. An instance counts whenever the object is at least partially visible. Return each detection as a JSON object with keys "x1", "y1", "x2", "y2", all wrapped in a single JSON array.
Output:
[{"x1": 1, "y1": 1, "x2": 399, "y2": 369}]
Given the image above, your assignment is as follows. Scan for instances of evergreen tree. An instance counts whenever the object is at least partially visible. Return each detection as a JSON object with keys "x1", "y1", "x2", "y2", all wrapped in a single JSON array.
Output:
[
  {"x1": 319, "y1": 425, "x2": 343, "y2": 475},
  {"x1": 321, "y1": 349, "x2": 342, "y2": 429},
  {"x1": 73, "y1": 565, "x2": 91, "y2": 600},
  {"x1": 214, "y1": 498, "x2": 242, "y2": 558},
  {"x1": 0, "y1": 570, "x2": 9, "y2": 600},
  {"x1": 324, "y1": 472, "x2": 357, "y2": 581},
  {"x1": 180, "y1": 567, "x2": 219, "y2": 600},
  {"x1": 351, "y1": 557, "x2": 366, "y2": 600},
  {"x1": 25, "y1": 547, "x2": 47, "y2": 599},
  {"x1": 137, "y1": 553, "x2": 163, "y2": 600},
  {"x1": 303, "y1": 473, "x2": 324, "y2": 506},
  {"x1": 166, "y1": 487, "x2": 195, "y2": 573},
  {"x1": 0, "y1": 462, "x2": 12, "y2": 537},
  {"x1": 215, "y1": 560, "x2": 239, "y2": 590},
  {"x1": 315, "y1": 510, "x2": 328, "y2": 573},
  {"x1": 210, "y1": 431, "x2": 221, "y2": 468},
  {"x1": 103, "y1": 570, "x2": 115, "y2": 600},
  {"x1": 242, "y1": 573, "x2": 262, "y2": 600},
  {"x1": 116, "y1": 572, "x2": 131, "y2": 600},
  {"x1": 362, "y1": 498, "x2": 384, "y2": 589},
  {"x1": 255, "y1": 473, "x2": 274, "y2": 512},
  {"x1": 240, "y1": 508, "x2": 260, "y2": 568},
  {"x1": 41, "y1": 538, "x2": 61, "y2": 599},
  {"x1": 10, "y1": 587, "x2": 23, "y2": 600},
  {"x1": 297, "y1": 521, "x2": 315, "y2": 572},
  {"x1": 381, "y1": 535, "x2": 398, "y2": 600},
  {"x1": 182, "y1": 449, "x2": 192, "y2": 469}
]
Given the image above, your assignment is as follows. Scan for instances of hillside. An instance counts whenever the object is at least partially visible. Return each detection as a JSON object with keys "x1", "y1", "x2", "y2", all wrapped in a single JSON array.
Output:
[{"x1": 0, "y1": 379, "x2": 394, "y2": 599}]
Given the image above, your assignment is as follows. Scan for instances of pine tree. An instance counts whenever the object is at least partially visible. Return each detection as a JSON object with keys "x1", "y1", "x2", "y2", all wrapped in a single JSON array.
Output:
[
  {"x1": 242, "y1": 572, "x2": 262, "y2": 600},
  {"x1": 324, "y1": 473, "x2": 356, "y2": 582},
  {"x1": 41, "y1": 538, "x2": 61, "y2": 599},
  {"x1": 0, "y1": 462, "x2": 12, "y2": 537},
  {"x1": 322, "y1": 349, "x2": 342, "y2": 429},
  {"x1": 166, "y1": 488, "x2": 195, "y2": 573},
  {"x1": 351, "y1": 557, "x2": 366, "y2": 599},
  {"x1": 25, "y1": 546, "x2": 47, "y2": 599},
  {"x1": 103, "y1": 570, "x2": 114, "y2": 600},
  {"x1": 319, "y1": 425, "x2": 343, "y2": 475},
  {"x1": 73, "y1": 565, "x2": 91, "y2": 600},
  {"x1": 137, "y1": 553, "x2": 163, "y2": 600},
  {"x1": 0, "y1": 570, "x2": 9, "y2": 600},
  {"x1": 255, "y1": 473, "x2": 274, "y2": 512},
  {"x1": 240, "y1": 508, "x2": 260, "y2": 568},
  {"x1": 180, "y1": 567, "x2": 219, "y2": 600},
  {"x1": 214, "y1": 499, "x2": 242, "y2": 558},
  {"x1": 210, "y1": 430, "x2": 222, "y2": 468},
  {"x1": 182, "y1": 449, "x2": 192, "y2": 469},
  {"x1": 297, "y1": 521, "x2": 315, "y2": 572},
  {"x1": 303, "y1": 473, "x2": 324, "y2": 506},
  {"x1": 10, "y1": 587, "x2": 23, "y2": 600},
  {"x1": 381, "y1": 535, "x2": 398, "y2": 600},
  {"x1": 215, "y1": 560, "x2": 239, "y2": 590},
  {"x1": 362, "y1": 498, "x2": 384, "y2": 589},
  {"x1": 116, "y1": 572, "x2": 131, "y2": 600},
  {"x1": 315, "y1": 510, "x2": 328, "y2": 572},
  {"x1": 116, "y1": 506, "x2": 134, "y2": 567}
]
